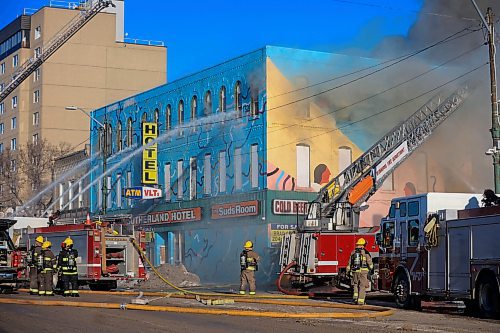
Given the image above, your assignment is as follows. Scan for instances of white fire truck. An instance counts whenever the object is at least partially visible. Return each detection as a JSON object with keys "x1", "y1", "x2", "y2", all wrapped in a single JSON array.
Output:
[
  {"x1": 279, "y1": 86, "x2": 469, "y2": 292},
  {"x1": 378, "y1": 193, "x2": 500, "y2": 317},
  {"x1": 22, "y1": 221, "x2": 146, "y2": 291}
]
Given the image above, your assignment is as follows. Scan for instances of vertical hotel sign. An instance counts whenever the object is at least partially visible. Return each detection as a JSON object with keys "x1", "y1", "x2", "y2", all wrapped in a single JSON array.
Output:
[{"x1": 142, "y1": 122, "x2": 158, "y2": 184}]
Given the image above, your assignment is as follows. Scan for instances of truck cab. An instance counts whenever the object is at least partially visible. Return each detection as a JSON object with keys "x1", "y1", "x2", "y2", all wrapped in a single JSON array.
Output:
[{"x1": 0, "y1": 219, "x2": 18, "y2": 293}]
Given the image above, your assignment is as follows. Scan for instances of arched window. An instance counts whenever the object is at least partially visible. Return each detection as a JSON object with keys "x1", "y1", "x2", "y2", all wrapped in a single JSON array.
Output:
[
  {"x1": 204, "y1": 91, "x2": 212, "y2": 116},
  {"x1": 142, "y1": 112, "x2": 147, "y2": 123},
  {"x1": 106, "y1": 123, "x2": 113, "y2": 156},
  {"x1": 250, "y1": 86, "x2": 259, "y2": 117},
  {"x1": 178, "y1": 100, "x2": 184, "y2": 125},
  {"x1": 219, "y1": 86, "x2": 226, "y2": 113},
  {"x1": 116, "y1": 121, "x2": 122, "y2": 152},
  {"x1": 234, "y1": 81, "x2": 242, "y2": 118},
  {"x1": 191, "y1": 96, "x2": 197, "y2": 121},
  {"x1": 126, "y1": 118, "x2": 133, "y2": 146},
  {"x1": 166, "y1": 104, "x2": 172, "y2": 130},
  {"x1": 154, "y1": 108, "x2": 159, "y2": 124}
]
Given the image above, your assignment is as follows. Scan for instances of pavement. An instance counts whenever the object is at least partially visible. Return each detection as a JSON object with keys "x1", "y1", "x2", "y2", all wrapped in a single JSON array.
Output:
[{"x1": 0, "y1": 290, "x2": 499, "y2": 333}]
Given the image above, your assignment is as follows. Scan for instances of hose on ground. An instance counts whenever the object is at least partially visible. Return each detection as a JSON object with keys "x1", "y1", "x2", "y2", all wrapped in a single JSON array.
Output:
[{"x1": 0, "y1": 296, "x2": 394, "y2": 318}]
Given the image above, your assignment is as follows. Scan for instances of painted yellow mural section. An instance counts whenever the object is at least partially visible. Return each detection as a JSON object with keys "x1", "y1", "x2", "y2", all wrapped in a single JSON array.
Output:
[{"x1": 265, "y1": 57, "x2": 362, "y2": 192}]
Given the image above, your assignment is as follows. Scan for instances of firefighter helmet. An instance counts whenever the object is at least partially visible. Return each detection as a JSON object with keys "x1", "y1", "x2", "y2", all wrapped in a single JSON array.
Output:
[
  {"x1": 35, "y1": 235, "x2": 44, "y2": 244},
  {"x1": 42, "y1": 241, "x2": 52, "y2": 249},
  {"x1": 244, "y1": 240, "x2": 253, "y2": 249},
  {"x1": 64, "y1": 237, "x2": 73, "y2": 246},
  {"x1": 356, "y1": 238, "x2": 367, "y2": 246}
]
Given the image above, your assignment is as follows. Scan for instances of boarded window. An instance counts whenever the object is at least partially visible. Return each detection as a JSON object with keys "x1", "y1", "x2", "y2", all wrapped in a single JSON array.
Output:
[
  {"x1": 219, "y1": 151, "x2": 226, "y2": 193},
  {"x1": 296, "y1": 145, "x2": 310, "y2": 188},
  {"x1": 177, "y1": 160, "x2": 184, "y2": 199},
  {"x1": 235, "y1": 148, "x2": 242, "y2": 190},
  {"x1": 164, "y1": 163, "x2": 171, "y2": 201},
  {"x1": 251, "y1": 144, "x2": 258, "y2": 188},
  {"x1": 204, "y1": 154, "x2": 211, "y2": 195},
  {"x1": 190, "y1": 157, "x2": 197, "y2": 199}
]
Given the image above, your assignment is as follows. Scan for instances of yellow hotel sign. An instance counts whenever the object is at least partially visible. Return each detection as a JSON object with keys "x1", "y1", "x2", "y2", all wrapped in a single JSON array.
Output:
[{"x1": 142, "y1": 122, "x2": 158, "y2": 184}]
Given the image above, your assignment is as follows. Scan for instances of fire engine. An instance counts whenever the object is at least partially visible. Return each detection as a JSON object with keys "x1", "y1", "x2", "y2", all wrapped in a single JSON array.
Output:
[
  {"x1": 279, "y1": 85, "x2": 469, "y2": 292},
  {"x1": 378, "y1": 193, "x2": 500, "y2": 318},
  {"x1": 0, "y1": 219, "x2": 20, "y2": 292},
  {"x1": 21, "y1": 221, "x2": 146, "y2": 291}
]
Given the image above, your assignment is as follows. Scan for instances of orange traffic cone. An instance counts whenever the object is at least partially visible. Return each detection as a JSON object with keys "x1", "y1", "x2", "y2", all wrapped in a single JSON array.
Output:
[{"x1": 85, "y1": 213, "x2": 91, "y2": 225}]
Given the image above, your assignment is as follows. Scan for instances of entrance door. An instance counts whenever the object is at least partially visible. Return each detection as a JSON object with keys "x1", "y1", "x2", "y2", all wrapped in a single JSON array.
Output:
[{"x1": 167, "y1": 231, "x2": 184, "y2": 265}]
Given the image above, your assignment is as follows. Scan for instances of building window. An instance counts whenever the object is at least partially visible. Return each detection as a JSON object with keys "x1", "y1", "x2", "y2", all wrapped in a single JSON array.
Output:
[
  {"x1": 97, "y1": 179, "x2": 102, "y2": 209},
  {"x1": 164, "y1": 163, "x2": 171, "y2": 201},
  {"x1": 166, "y1": 104, "x2": 172, "y2": 130},
  {"x1": 34, "y1": 47, "x2": 41, "y2": 59},
  {"x1": 11, "y1": 117, "x2": 16, "y2": 129},
  {"x1": 296, "y1": 144, "x2": 310, "y2": 188},
  {"x1": 11, "y1": 138, "x2": 16, "y2": 150},
  {"x1": 177, "y1": 160, "x2": 184, "y2": 200},
  {"x1": 127, "y1": 171, "x2": 132, "y2": 206},
  {"x1": 0, "y1": 123, "x2": 3, "y2": 134},
  {"x1": 219, "y1": 86, "x2": 226, "y2": 112},
  {"x1": 235, "y1": 148, "x2": 242, "y2": 190},
  {"x1": 0, "y1": 62, "x2": 5, "y2": 74},
  {"x1": 190, "y1": 157, "x2": 197, "y2": 200},
  {"x1": 116, "y1": 173, "x2": 122, "y2": 208},
  {"x1": 67, "y1": 180, "x2": 73, "y2": 210},
  {"x1": 35, "y1": 26, "x2": 41, "y2": 39},
  {"x1": 32, "y1": 133, "x2": 38, "y2": 144},
  {"x1": 10, "y1": 159, "x2": 16, "y2": 172},
  {"x1": 251, "y1": 144, "x2": 258, "y2": 188},
  {"x1": 78, "y1": 180, "x2": 84, "y2": 208},
  {"x1": 191, "y1": 96, "x2": 197, "y2": 121},
  {"x1": 154, "y1": 108, "x2": 159, "y2": 124},
  {"x1": 34, "y1": 68, "x2": 40, "y2": 81},
  {"x1": 0, "y1": 102, "x2": 3, "y2": 115},
  {"x1": 106, "y1": 124, "x2": 113, "y2": 155},
  {"x1": 219, "y1": 151, "x2": 226, "y2": 193},
  {"x1": 204, "y1": 91, "x2": 212, "y2": 116},
  {"x1": 250, "y1": 88, "x2": 259, "y2": 117},
  {"x1": 12, "y1": 54, "x2": 18, "y2": 67},
  {"x1": 0, "y1": 143, "x2": 3, "y2": 153},
  {"x1": 12, "y1": 96, "x2": 17, "y2": 108},
  {"x1": 116, "y1": 121, "x2": 122, "y2": 152},
  {"x1": 338, "y1": 146, "x2": 352, "y2": 184},
  {"x1": 234, "y1": 81, "x2": 242, "y2": 118},
  {"x1": 178, "y1": 100, "x2": 184, "y2": 135},
  {"x1": 204, "y1": 154, "x2": 211, "y2": 195},
  {"x1": 0, "y1": 83, "x2": 3, "y2": 92},
  {"x1": 33, "y1": 90, "x2": 40, "y2": 103},
  {"x1": 106, "y1": 176, "x2": 112, "y2": 209},
  {"x1": 126, "y1": 117, "x2": 133, "y2": 146}
]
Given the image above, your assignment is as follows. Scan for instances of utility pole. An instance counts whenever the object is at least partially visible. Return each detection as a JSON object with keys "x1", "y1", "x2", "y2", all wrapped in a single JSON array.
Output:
[
  {"x1": 486, "y1": 8, "x2": 500, "y2": 193},
  {"x1": 471, "y1": 2, "x2": 500, "y2": 192}
]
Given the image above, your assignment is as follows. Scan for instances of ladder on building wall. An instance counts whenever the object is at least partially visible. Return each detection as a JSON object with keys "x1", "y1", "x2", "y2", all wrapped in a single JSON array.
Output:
[
  {"x1": 0, "y1": 0, "x2": 115, "y2": 104},
  {"x1": 308, "y1": 85, "x2": 469, "y2": 224}
]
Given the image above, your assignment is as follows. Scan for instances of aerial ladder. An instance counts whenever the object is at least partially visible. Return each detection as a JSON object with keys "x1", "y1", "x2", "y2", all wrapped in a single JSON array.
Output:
[
  {"x1": 278, "y1": 84, "x2": 470, "y2": 292},
  {"x1": 0, "y1": 0, "x2": 115, "y2": 104}
]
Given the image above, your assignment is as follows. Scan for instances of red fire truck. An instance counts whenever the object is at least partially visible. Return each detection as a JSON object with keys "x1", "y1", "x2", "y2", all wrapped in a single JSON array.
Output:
[
  {"x1": 378, "y1": 193, "x2": 500, "y2": 318},
  {"x1": 278, "y1": 86, "x2": 469, "y2": 292},
  {"x1": 22, "y1": 221, "x2": 146, "y2": 291},
  {"x1": 0, "y1": 219, "x2": 21, "y2": 292}
]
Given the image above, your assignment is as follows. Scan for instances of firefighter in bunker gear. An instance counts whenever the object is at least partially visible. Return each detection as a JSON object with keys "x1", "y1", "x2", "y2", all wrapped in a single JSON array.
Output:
[
  {"x1": 39, "y1": 241, "x2": 56, "y2": 296},
  {"x1": 239, "y1": 241, "x2": 260, "y2": 295},
  {"x1": 346, "y1": 238, "x2": 373, "y2": 305},
  {"x1": 58, "y1": 237, "x2": 79, "y2": 297},
  {"x1": 28, "y1": 235, "x2": 44, "y2": 295}
]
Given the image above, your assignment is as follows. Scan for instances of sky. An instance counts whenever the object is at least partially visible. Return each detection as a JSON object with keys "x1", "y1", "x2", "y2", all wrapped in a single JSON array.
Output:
[{"x1": 0, "y1": 0, "x2": 424, "y2": 81}]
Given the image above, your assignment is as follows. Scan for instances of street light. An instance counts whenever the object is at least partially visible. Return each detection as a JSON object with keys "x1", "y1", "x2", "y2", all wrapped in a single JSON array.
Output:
[{"x1": 65, "y1": 105, "x2": 108, "y2": 215}]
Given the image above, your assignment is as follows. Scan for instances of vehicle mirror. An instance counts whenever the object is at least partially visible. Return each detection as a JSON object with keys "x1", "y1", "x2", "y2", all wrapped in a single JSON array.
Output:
[{"x1": 375, "y1": 233, "x2": 382, "y2": 246}]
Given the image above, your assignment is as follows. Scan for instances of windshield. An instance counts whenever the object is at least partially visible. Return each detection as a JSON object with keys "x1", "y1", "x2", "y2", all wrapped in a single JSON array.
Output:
[{"x1": 381, "y1": 221, "x2": 395, "y2": 248}]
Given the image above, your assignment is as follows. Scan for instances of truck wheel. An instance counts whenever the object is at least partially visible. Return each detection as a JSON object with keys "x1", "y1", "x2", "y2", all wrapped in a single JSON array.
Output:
[
  {"x1": 394, "y1": 274, "x2": 411, "y2": 309},
  {"x1": 477, "y1": 275, "x2": 500, "y2": 318}
]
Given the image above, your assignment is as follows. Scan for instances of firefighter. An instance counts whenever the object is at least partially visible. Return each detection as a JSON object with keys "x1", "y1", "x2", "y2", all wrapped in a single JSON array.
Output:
[
  {"x1": 54, "y1": 241, "x2": 67, "y2": 294},
  {"x1": 346, "y1": 238, "x2": 373, "y2": 305},
  {"x1": 58, "y1": 237, "x2": 79, "y2": 297},
  {"x1": 28, "y1": 235, "x2": 44, "y2": 295},
  {"x1": 239, "y1": 240, "x2": 260, "y2": 295},
  {"x1": 39, "y1": 241, "x2": 56, "y2": 296}
]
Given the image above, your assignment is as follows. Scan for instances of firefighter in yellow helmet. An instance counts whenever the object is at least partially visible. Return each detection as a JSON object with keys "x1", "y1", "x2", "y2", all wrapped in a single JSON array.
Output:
[
  {"x1": 346, "y1": 238, "x2": 373, "y2": 305},
  {"x1": 28, "y1": 235, "x2": 44, "y2": 295},
  {"x1": 39, "y1": 241, "x2": 56, "y2": 296},
  {"x1": 239, "y1": 240, "x2": 260, "y2": 295},
  {"x1": 57, "y1": 237, "x2": 79, "y2": 296}
]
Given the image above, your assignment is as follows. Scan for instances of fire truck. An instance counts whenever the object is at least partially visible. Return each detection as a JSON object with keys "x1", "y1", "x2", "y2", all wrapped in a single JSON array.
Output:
[
  {"x1": 378, "y1": 193, "x2": 500, "y2": 318},
  {"x1": 279, "y1": 85, "x2": 469, "y2": 292},
  {"x1": 22, "y1": 221, "x2": 146, "y2": 291},
  {"x1": 0, "y1": 219, "x2": 20, "y2": 293}
]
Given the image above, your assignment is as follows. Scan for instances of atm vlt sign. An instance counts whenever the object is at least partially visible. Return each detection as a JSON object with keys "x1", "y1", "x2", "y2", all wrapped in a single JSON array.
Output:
[{"x1": 142, "y1": 122, "x2": 158, "y2": 184}]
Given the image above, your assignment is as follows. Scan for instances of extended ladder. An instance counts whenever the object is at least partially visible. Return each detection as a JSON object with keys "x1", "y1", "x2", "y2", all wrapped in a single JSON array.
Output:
[
  {"x1": 0, "y1": 0, "x2": 114, "y2": 103},
  {"x1": 312, "y1": 85, "x2": 469, "y2": 223}
]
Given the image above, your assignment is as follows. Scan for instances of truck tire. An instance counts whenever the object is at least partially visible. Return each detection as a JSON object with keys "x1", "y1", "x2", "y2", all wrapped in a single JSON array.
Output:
[
  {"x1": 477, "y1": 274, "x2": 500, "y2": 318},
  {"x1": 394, "y1": 273, "x2": 411, "y2": 309}
]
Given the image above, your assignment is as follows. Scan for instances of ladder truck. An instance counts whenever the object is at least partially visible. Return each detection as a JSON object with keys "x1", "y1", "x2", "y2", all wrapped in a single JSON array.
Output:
[
  {"x1": 278, "y1": 85, "x2": 469, "y2": 293},
  {"x1": 0, "y1": 0, "x2": 115, "y2": 104}
]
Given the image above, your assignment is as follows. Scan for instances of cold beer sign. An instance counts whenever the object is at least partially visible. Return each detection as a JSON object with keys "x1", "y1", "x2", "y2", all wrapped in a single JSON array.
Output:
[{"x1": 142, "y1": 122, "x2": 158, "y2": 184}]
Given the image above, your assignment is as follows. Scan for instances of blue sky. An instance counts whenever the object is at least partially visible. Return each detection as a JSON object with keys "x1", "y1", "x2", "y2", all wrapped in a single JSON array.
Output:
[{"x1": 1, "y1": 0, "x2": 423, "y2": 80}]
